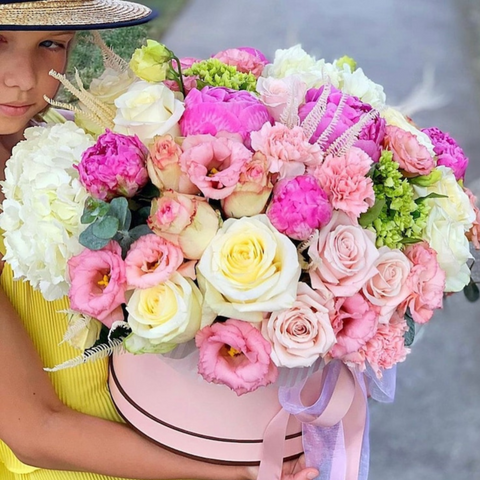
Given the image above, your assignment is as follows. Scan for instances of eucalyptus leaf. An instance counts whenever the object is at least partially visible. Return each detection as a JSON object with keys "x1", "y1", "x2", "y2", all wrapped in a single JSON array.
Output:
[
  {"x1": 81, "y1": 197, "x2": 110, "y2": 224},
  {"x1": 464, "y1": 280, "x2": 480, "y2": 303},
  {"x1": 129, "y1": 224, "x2": 154, "y2": 240},
  {"x1": 404, "y1": 309, "x2": 416, "y2": 347},
  {"x1": 79, "y1": 224, "x2": 110, "y2": 250},
  {"x1": 138, "y1": 182, "x2": 160, "y2": 200},
  {"x1": 108, "y1": 197, "x2": 129, "y2": 229},
  {"x1": 92, "y1": 216, "x2": 120, "y2": 239},
  {"x1": 358, "y1": 198, "x2": 386, "y2": 227}
]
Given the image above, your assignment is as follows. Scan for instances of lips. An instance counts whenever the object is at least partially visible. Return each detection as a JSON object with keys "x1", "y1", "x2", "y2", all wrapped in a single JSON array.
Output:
[{"x1": 0, "y1": 103, "x2": 34, "y2": 117}]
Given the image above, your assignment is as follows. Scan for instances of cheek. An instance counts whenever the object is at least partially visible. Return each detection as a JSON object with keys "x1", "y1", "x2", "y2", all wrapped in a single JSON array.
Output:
[{"x1": 36, "y1": 52, "x2": 68, "y2": 99}]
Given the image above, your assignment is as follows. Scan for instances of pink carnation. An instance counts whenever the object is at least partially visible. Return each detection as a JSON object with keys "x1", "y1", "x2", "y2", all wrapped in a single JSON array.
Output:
[
  {"x1": 68, "y1": 241, "x2": 127, "y2": 328},
  {"x1": 213, "y1": 47, "x2": 268, "y2": 78},
  {"x1": 196, "y1": 319, "x2": 278, "y2": 396},
  {"x1": 180, "y1": 134, "x2": 252, "y2": 199},
  {"x1": 465, "y1": 187, "x2": 480, "y2": 250},
  {"x1": 125, "y1": 234, "x2": 184, "y2": 289},
  {"x1": 312, "y1": 146, "x2": 375, "y2": 220},
  {"x1": 251, "y1": 123, "x2": 323, "y2": 180},
  {"x1": 267, "y1": 175, "x2": 332, "y2": 241},
  {"x1": 77, "y1": 130, "x2": 149, "y2": 201}
]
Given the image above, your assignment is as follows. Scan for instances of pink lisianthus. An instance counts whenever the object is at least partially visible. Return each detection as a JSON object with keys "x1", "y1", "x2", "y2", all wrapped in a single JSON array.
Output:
[
  {"x1": 125, "y1": 234, "x2": 184, "y2": 289},
  {"x1": 308, "y1": 211, "x2": 379, "y2": 297},
  {"x1": 329, "y1": 293, "x2": 379, "y2": 360},
  {"x1": 77, "y1": 130, "x2": 149, "y2": 201},
  {"x1": 164, "y1": 57, "x2": 201, "y2": 94},
  {"x1": 465, "y1": 187, "x2": 480, "y2": 249},
  {"x1": 179, "y1": 134, "x2": 252, "y2": 200},
  {"x1": 67, "y1": 241, "x2": 127, "y2": 328},
  {"x1": 311, "y1": 146, "x2": 375, "y2": 220},
  {"x1": 384, "y1": 125, "x2": 435, "y2": 176},
  {"x1": 179, "y1": 87, "x2": 272, "y2": 145},
  {"x1": 422, "y1": 127, "x2": 469, "y2": 181},
  {"x1": 267, "y1": 175, "x2": 332, "y2": 241},
  {"x1": 250, "y1": 123, "x2": 323, "y2": 180},
  {"x1": 196, "y1": 319, "x2": 278, "y2": 396},
  {"x1": 402, "y1": 242, "x2": 445, "y2": 324},
  {"x1": 213, "y1": 47, "x2": 268, "y2": 78}
]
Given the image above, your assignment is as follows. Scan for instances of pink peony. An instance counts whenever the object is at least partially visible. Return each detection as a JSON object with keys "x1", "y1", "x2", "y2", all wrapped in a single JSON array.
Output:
[
  {"x1": 196, "y1": 319, "x2": 278, "y2": 396},
  {"x1": 125, "y1": 234, "x2": 184, "y2": 289},
  {"x1": 384, "y1": 125, "x2": 434, "y2": 176},
  {"x1": 329, "y1": 293, "x2": 379, "y2": 360},
  {"x1": 77, "y1": 130, "x2": 149, "y2": 201},
  {"x1": 403, "y1": 242, "x2": 445, "y2": 324},
  {"x1": 422, "y1": 127, "x2": 469, "y2": 180},
  {"x1": 179, "y1": 87, "x2": 272, "y2": 145},
  {"x1": 250, "y1": 123, "x2": 323, "y2": 180},
  {"x1": 68, "y1": 241, "x2": 127, "y2": 328},
  {"x1": 179, "y1": 134, "x2": 252, "y2": 200},
  {"x1": 267, "y1": 175, "x2": 332, "y2": 241},
  {"x1": 308, "y1": 211, "x2": 379, "y2": 297},
  {"x1": 311, "y1": 146, "x2": 375, "y2": 220},
  {"x1": 298, "y1": 85, "x2": 385, "y2": 162},
  {"x1": 213, "y1": 47, "x2": 268, "y2": 78},
  {"x1": 465, "y1": 187, "x2": 480, "y2": 249}
]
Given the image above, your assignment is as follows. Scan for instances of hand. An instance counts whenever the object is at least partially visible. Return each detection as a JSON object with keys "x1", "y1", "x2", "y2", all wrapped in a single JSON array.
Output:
[{"x1": 244, "y1": 454, "x2": 318, "y2": 480}]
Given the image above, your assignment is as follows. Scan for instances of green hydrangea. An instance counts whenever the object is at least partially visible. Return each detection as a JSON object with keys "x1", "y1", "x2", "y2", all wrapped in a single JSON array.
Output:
[
  {"x1": 184, "y1": 59, "x2": 257, "y2": 91},
  {"x1": 362, "y1": 150, "x2": 430, "y2": 249}
]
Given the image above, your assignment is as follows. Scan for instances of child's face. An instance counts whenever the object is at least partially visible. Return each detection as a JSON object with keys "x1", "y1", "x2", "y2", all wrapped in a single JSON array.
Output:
[{"x1": 0, "y1": 30, "x2": 74, "y2": 135}]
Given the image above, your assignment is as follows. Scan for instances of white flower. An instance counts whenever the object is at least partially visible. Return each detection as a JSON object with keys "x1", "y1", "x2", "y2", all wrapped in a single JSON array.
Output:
[
  {"x1": 89, "y1": 68, "x2": 138, "y2": 105},
  {"x1": 113, "y1": 81, "x2": 185, "y2": 146},
  {"x1": 340, "y1": 66, "x2": 386, "y2": 109},
  {"x1": 197, "y1": 215, "x2": 301, "y2": 322},
  {"x1": 0, "y1": 122, "x2": 93, "y2": 300}
]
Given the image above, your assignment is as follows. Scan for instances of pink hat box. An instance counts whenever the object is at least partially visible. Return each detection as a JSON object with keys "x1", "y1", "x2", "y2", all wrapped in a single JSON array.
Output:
[{"x1": 108, "y1": 351, "x2": 304, "y2": 465}]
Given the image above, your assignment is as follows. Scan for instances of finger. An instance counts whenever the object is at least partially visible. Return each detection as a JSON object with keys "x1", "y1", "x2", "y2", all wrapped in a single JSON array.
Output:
[{"x1": 293, "y1": 467, "x2": 319, "y2": 480}]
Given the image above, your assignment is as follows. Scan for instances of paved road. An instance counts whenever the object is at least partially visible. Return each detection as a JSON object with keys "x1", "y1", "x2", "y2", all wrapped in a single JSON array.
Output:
[{"x1": 161, "y1": 2, "x2": 480, "y2": 478}]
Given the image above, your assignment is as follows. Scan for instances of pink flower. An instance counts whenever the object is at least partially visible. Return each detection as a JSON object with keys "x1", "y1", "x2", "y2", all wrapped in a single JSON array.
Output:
[
  {"x1": 179, "y1": 134, "x2": 252, "y2": 200},
  {"x1": 311, "y1": 146, "x2": 375, "y2": 220},
  {"x1": 329, "y1": 293, "x2": 379, "y2": 360},
  {"x1": 213, "y1": 47, "x2": 268, "y2": 78},
  {"x1": 403, "y1": 242, "x2": 445, "y2": 324},
  {"x1": 384, "y1": 125, "x2": 434, "y2": 176},
  {"x1": 164, "y1": 57, "x2": 201, "y2": 94},
  {"x1": 77, "y1": 130, "x2": 149, "y2": 201},
  {"x1": 125, "y1": 234, "x2": 184, "y2": 289},
  {"x1": 465, "y1": 187, "x2": 480, "y2": 250},
  {"x1": 196, "y1": 319, "x2": 278, "y2": 396},
  {"x1": 262, "y1": 283, "x2": 336, "y2": 368},
  {"x1": 267, "y1": 175, "x2": 332, "y2": 241},
  {"x1": 308, "y1": 211, "x2": 379, "y2": 297},
  {"x1": 250, "y1": 123, "x2": 323, "y2": 180},
  {"x1": 179, "y1": 87, "x2": 272, "y2": 145},
  {"x1": 68, "y1": 241, "x2": 127, "y2": 328}
]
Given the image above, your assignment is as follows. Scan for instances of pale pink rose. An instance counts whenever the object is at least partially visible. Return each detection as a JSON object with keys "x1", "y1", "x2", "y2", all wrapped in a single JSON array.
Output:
[
  {"x1": 384, "y1": 125, "x2": 435, "y2": 176},
  {"x1": 256, "y1": 76, "x2": 307, "y2": 122},
  {"x1": 196, "y1": 319, "x2": 278, "y2": 396},
  {"x1": 465, "y1": 187, "x2": 480, "y2": 250},
  {"x1": 125, "y1": 235, "x2": 184, "y2": 289},
  {"x1": 148, "y1": 191, "x2": 219, "y2": 260},
  {"x1": 213, "y1": 48, "x2": 268, "y2": 78},
  {"x1": 308, "y1": 211, "x2": 380, "y2": 297},
  {"x1": 362, "y1": 247, "x2": 412, "y2": 324},
  {"x1": 68, "y1": 241, "x2": 127, "y2": 328},
  {"x1": 329, "y1": 293, "x2": 379, "y2": 360},
  {"x1": 403, "y1": 242, "x2": 445, "y2": 324},
  {"x1": 311, "y1": 147, "x2": 375, "y2": 220},
  {"x1": 179, "y1": 134, "x2": 252, "y2": 200},
  {"x1": 310, "y1": 277, "x2": 336, "y2": 314},
  {"x1": 147, "y1": 135, "x2": 198, "y2": 194},
  {"x1": 251, "y1": 123, "x2": 323, "y2": 180},
  {"x1": 262, "y1": 282, "x2": 336, "y2": 368}
]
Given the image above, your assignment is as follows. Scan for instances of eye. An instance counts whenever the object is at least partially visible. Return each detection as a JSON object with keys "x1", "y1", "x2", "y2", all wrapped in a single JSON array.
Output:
[{"x1": 39, "y1": 40, "x2": 66, "y2": 50}]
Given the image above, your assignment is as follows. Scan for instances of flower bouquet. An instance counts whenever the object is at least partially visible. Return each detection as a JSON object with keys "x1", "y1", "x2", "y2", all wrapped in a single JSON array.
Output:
[{"x1": 1, "y1": 35, "x2": 479, "y2": 480}]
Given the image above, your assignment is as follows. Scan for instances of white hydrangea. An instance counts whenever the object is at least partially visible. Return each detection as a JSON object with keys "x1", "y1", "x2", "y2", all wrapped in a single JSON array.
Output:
[{"x1": 0, "y1": 122, "x2": 94, "y2": 300}]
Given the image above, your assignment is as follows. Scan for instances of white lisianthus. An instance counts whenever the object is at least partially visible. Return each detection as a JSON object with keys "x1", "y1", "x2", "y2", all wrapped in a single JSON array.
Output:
[
  {"x1": 414, "y1": 166, "x2": 476, "y2": 292},
  {"x1": 197, "y1": 215, "x2": 301, "y2": 322},
  {"x1": 113, "y1": 81, "x2": 185, "y2": 146},
  {"x1": 89, "y1": 68, "x2": 138, "y2": 105},
  {"x1": 0, "y1": 122, "x2": 93, "y2": 300}
]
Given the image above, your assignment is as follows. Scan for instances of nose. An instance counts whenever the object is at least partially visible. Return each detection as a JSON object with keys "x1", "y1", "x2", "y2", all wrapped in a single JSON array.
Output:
[{"x1": 3, "y1": 55, "x2": 37, "y2": 92}]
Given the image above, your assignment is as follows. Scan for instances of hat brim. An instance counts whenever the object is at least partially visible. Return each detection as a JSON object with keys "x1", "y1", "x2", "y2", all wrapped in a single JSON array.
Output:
[{"x1": 0, "y1": 0, "x2": 158, "y2": 30}]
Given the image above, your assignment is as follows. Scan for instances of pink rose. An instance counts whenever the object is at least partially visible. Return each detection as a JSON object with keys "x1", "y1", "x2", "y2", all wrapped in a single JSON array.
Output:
[
  {"x1": 196, "y1": 319, "x2": 278, "y2": 396},
  {"x1": 329, "y1": 293, "x2": 379, "y2": 360},
  {"x1": 262, "y1": 283, "x2": 336, "y2": 368},
  {"x1": 180, "y1": 134, "x2": 252, "y2": 200},
  {"x1": 68, "y1": 241, "x2": 127, "y2": 328},
  {"x1": 213, "y1": 47, "x2": 268, "y2": 78},
  {"x1": 465, "y1": 187, "x2": 480, "y2": 250},
  {"x1": 311, "y1": 146, "x2": 375, "y2": 220},
  {"x1": 267, "y1": 175, "x2": 332, "y2": 241},
  {"x1": 125, "y1": 234, "x2": 184, "y2": 289},
  {"x1": 77, "y1": 130, "x2": 149, "y2": 201},
  {"x1": 250, "y1": 123, "x2": 323, "y2": 180},
  {"x1": 384, "y1": 125, "x2": 435, "y2": 176},
  {"x1": 403, "y1": 242, "x2": 445, "y2": 324},
  {"x1": 308, "y1": 211, "x2": 379, "y2": 297},
  {"x1": 362, "y1": 247, "x2": 412, "y2": 324}
]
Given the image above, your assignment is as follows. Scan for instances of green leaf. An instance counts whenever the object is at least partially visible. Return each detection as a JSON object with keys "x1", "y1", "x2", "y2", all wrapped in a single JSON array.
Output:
[
  {"x1": 138, "y1": 182, "x2": 160, "y2": 200},
  {"x1": 400, "y1": 237, "x2": 423, "y2": 245},
  {"x1": 79, "y1": 224, "x2": 111, "y2": 250},
  {"x1": 415, "y1": 192, "x2": 448, "y2": 204},
  {"x1": 358, "y1": 198, "x2": 386, "y2": 227},
  {"x1": 81, "y1": 197, "x2": 110, "y2": 224},
  {"x1": 404, "y1": 309, "x2": 416, "y2": 347},
  {"x1": 108, "y1": 197, "x2": 130, "y2": 230},
  {"x1": 92, "y1": 216, "x2": 119, "y2": 239},
  {"x1": 129, "y1": 224, "x2": 153, "y2": 240},
  {"x1": 464, "y1": 279, "x2": 480, "y2": 303}
]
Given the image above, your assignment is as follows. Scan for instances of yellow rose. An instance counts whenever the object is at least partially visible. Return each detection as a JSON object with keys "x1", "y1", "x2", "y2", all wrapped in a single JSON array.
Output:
[{"x1": 130, "y1": 39, "x2": 171, "y2": 83}]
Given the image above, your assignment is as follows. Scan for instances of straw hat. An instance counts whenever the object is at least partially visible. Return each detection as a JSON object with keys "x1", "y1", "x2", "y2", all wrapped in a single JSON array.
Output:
[{"x1": 0, "y1": 0, "x2": 157, "y2": 30}]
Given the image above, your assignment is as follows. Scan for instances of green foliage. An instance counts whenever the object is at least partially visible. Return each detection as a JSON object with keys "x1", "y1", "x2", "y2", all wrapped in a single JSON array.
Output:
[
  {"x1": 404, "y1": 309, "x2": 416, "y2": 347},
  {"x1": 464, "y1": 279, "x2": 480, "y2": 302}
]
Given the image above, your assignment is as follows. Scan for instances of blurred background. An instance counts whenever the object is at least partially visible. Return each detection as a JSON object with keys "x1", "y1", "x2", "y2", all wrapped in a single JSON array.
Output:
[{"x1": 71, "y1": 1, "x2": 480, "y2": 478}]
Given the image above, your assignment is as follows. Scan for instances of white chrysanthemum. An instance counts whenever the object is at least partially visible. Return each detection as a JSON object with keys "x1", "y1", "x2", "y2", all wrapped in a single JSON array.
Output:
[{"x1": 0, "y1": 122, "x2": 94, "y2": 300}]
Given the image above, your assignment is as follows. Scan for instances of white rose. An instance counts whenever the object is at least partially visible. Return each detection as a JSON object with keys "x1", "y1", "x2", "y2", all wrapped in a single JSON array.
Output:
[
  {"x1": 89, "y1": 68, "x2": 137, "y2": 104},
  {"x1": 113, "y1": 81, "x2": 185, "y2": 146},
  {"x1": 340, "y1": 67, "x2": 386, "y2": 109},
  {"x1": 197, "y1": 215, "x2": 301, "y2": 322}
]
